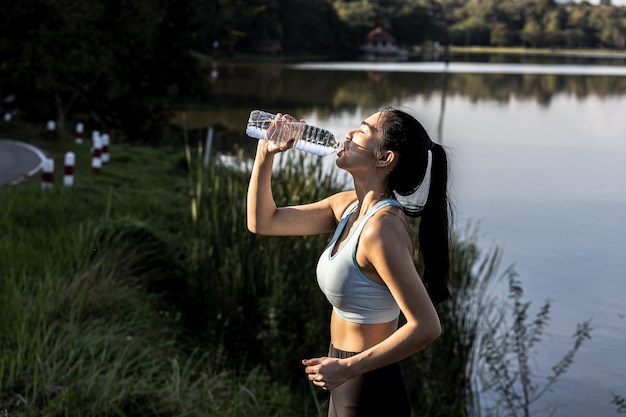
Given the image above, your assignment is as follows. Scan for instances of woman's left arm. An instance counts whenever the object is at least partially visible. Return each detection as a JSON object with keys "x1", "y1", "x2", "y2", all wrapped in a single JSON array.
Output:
[
  {"x1": 303, "y1": 212, "x2": 442, "y2": 390},
  {"x1": 349, "y1": 212, "x2": 442, "y2": 368}
]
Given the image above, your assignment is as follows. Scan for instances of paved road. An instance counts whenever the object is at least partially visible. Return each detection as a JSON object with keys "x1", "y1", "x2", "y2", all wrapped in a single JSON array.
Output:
[{"x1": 0, "y1": 139, "x2": 46, "y2": 186}]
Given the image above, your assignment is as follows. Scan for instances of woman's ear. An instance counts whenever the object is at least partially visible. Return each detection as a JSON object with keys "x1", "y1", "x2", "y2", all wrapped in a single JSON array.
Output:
[{"x1": 376, "y1": 150, "x2": 396, "y2": 168}]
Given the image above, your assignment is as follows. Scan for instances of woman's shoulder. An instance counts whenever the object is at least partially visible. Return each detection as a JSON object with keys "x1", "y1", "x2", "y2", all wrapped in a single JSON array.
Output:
[
  {"x1": 361, "y1": 203, "x2": 411, "y2": 245},
  {"x1": 327, "y1": 190, "x2": 358, "y2": 221}
]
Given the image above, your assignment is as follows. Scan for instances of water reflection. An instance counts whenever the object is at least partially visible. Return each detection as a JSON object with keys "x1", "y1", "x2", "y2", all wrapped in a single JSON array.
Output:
[
  {"x1": 181, "y1": 62, "x2": 626, "y2": 134},
  {"x1": 447, "y1": 51, "x2": 626, "y2": 66}
]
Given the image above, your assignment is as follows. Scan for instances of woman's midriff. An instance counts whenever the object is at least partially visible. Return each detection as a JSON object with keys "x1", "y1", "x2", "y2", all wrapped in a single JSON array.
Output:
[{"x1": 329, "y1": 310, "x2": 399, "y2": 352}]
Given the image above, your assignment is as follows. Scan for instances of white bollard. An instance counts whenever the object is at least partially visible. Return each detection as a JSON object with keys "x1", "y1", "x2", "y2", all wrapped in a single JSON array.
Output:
[
  {"x1": 101, "y1": 133, "x2": 110, "y2": 163},
  {"x1": 64, "y1": 152, "x2": 75, "y2": 186},
  {"x1": 92, "y1": 135, "x2": 102, "y2": 172},
  {"x1": 75, "y1": 122, "x2": 84, "y2": 144},
  {"x1": 91, "y1": 130, "x2": 100, "y2": 153},
  {"x1": 41, "y1": 158, "x2": 54, "y2": 189},
  {"x1": 46, "y1": 120, "x2": 56, "y2": 136}
]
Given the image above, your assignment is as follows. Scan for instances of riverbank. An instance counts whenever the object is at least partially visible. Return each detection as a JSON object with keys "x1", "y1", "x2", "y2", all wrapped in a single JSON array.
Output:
[
  {"x1": 447, "y1": 45, "x2": 626, "y2": 59},
  {"x1": 198, "y1": 45, "x2": 626, "y2": 66}
]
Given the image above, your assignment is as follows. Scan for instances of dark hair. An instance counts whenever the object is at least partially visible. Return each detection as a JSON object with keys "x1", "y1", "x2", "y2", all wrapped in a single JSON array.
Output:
[{"x1": 379, "y1": 108, "x2": 452, "y2": 304}]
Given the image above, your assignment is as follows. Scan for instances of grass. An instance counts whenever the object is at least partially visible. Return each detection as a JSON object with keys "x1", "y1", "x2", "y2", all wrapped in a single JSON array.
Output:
[{"x1": 0, "y1": 124, "x2": 308, "y2": 416}]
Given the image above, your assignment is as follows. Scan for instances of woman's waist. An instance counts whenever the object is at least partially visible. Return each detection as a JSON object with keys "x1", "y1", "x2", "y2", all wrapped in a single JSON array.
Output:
[{"x1": 329, "y1": 310, "x2": 398, "y2": 352}]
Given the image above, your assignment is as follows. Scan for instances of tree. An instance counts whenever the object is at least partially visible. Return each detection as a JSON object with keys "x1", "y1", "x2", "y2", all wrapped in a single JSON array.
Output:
[
  {"x1": 0, "y1": 0, "x2": 209, "y2": 142},
  {"x1": 385, "y1": 0, "x2": 437, "y2": 46},
  {"x1": 491, "y1": 22, "x2": 513, "y2": 46},
  {"x1": 0, "y1": 0, "x2": 111, "y2": 128},
  {"x1": 450, "y1": 16, "x2": 491, "y2": 46},
  {"x1": 521, "y1": 19, "x2": 544, "y2": 47},
  {"x1": 280, "y1": 0, "x2": 351, "y2": 52},
  {"x1": 544, "y1": 9, "x2": 565, "y2": 47},
  {"x1": 590, "y1": 6, "x2": 626, "y2": 48},
  {"x1": 333, "y1": 0, "x2": 377, "y2": 31}
]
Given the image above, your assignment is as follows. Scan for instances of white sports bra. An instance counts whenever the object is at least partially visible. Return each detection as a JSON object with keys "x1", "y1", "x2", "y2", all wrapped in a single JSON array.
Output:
[{"x1": 316, "y1": 199, "x2": 401, "y2": 324}]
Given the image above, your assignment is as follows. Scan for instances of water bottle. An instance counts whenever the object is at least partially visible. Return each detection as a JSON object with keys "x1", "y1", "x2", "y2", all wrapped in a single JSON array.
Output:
[{"x1": 246, "y1": 110, "x2": 340, "y2": 156}]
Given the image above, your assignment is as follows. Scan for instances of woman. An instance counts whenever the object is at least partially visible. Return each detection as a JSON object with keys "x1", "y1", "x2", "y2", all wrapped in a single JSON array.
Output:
[{"x1": 247, "y1": 108, "x2": 451, "y2": 417}]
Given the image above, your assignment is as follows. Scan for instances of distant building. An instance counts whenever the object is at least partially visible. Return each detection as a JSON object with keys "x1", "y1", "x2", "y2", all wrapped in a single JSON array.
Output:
[
  {"x1": 600, "y1": 0, "x2": 611, "y2": 5},
  {"x1": 359, "y1": 27, "x2": 409, "y2": 61}
]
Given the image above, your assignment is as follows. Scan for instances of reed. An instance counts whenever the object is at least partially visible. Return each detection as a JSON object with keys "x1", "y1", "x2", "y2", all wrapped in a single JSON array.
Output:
[{"x1": 397, "y1": 222, "x2": 507, "y2": 417}]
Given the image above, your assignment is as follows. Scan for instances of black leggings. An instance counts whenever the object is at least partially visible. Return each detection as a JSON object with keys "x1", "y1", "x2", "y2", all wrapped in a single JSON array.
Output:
[{"x1": 327, "y1": 344, "x2": 411, "y2": 417}]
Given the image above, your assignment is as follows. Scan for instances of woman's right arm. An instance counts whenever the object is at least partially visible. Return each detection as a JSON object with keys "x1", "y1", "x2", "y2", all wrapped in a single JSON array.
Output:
[{"x1": 247, "y1": 139, "x2": 353, "y2": 236}]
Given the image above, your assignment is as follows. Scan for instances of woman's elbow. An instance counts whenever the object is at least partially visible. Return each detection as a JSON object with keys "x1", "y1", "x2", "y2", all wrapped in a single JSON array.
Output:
[
  {"x1": 247, "y1": 217, "x2": 272, "y2": 235},
  {"x1": 418, "y1": 317, "x2": 442, "y2": 346},
  {"x1": 428, "y1": 319, "x2": 442, "y2": 343},
  {"x1": 247, "y1": 219, "x2": 263, "y2": 234}
]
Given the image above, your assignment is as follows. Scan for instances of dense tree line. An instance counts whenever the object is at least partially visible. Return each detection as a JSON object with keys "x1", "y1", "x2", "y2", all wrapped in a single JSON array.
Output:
[
  {"x1": 1, "y1": 0, "x2": 624, "y2": 142},
  {"x1": 444, "y1": 0, "x2": 626, "y2": 49},
  {"x1": 0, "y1": 0, "x2": 210, "y2": 142}
]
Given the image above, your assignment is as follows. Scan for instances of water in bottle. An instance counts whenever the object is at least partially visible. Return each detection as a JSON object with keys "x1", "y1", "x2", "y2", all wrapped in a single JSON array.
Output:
[{"x1": 246, "y1": 110, "x2": 340, "y2": 156}]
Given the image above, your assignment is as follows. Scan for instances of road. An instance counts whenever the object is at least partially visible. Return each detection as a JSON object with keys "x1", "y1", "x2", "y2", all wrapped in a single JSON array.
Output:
[{"x1": 0, "y1": 139, "x2": 46, "y2": 186}]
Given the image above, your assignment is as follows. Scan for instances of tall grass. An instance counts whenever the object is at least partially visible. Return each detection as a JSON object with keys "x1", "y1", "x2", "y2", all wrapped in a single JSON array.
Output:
[
  {"x1": 0, "y1": 145, "x2": 302, "y2": 416},
  {"x1": 398, "y1": 222, "x2": 507, "y2": 417},
  {"x1": 180, "y1": 147, "x2": 343, "y2": 395}
]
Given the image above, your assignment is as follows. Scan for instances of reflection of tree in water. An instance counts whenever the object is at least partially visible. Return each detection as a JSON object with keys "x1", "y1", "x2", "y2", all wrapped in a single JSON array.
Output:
[
  {"x1": 200, "y1": 63, "x2": 626, "y2": 132},
  {"x1": 366, "y1": 71, "x2": 389, "y2": 84}
]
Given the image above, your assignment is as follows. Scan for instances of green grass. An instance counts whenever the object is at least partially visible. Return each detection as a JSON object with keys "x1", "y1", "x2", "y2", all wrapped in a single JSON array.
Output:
[{"x1": 0, "y1": 128, "x2": 311, "y2": 416}]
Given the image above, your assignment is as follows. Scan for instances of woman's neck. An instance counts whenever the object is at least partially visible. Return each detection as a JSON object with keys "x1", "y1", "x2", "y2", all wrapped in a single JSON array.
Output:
[{"x1": 354, "y1": 188, "x2": 394, "y2": 217}]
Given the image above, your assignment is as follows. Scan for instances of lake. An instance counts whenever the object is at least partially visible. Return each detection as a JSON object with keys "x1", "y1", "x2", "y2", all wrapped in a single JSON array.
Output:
[{"x1": 198, "y1": 59, "x2": 626, "y2": 417}]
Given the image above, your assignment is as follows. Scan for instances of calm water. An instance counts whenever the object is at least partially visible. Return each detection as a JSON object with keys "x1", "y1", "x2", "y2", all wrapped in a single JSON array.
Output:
[{"x1": 199, "y1": 61, "x2": 626, "y2": 417}]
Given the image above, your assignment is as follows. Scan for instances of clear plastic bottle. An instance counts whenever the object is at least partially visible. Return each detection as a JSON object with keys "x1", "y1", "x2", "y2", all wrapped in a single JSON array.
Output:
[{"x1": 246, "y1": 110, "x2": 340, "y2": 156}]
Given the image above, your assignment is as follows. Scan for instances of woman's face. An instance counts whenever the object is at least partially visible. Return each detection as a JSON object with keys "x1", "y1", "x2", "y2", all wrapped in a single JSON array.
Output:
[{"x1": 336, "y1": 112, "x2": 384, "y2": 171}]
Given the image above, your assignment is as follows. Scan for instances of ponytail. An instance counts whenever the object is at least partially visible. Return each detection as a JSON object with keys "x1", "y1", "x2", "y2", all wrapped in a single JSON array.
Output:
[
  {"x1": 378, "y1": 108, "x2": 452, "y2": 304},
  {"x1": 418, "y1": 143, "x2": 451, "y2": 304}
]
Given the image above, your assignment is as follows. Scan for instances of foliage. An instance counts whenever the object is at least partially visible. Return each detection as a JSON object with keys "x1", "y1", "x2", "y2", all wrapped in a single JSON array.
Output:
[
  {"x1": 613, "y1": 394, "x2": 626, "y2": 415},
  {"x1": 403, "y1": 224, "x2": 507, "y2": 416},
  {"x1": 476, "y1": 269, "x2": 593, "y2": 417},
  {"x1": 0, "y1": 0, "x2": 208, "y2": 141}
]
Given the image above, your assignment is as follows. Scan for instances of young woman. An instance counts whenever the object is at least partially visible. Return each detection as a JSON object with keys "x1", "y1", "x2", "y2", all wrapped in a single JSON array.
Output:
[{"x1": 247, "y1": 108, "x2": 452, "y2": 417}]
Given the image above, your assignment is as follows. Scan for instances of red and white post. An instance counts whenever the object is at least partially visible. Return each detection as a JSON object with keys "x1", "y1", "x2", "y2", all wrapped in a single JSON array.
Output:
[
  {"x1": 75, "y1": 122, "x2": 84, "y2": 144},
  {"x1": 41, "y1": 158, "x2": 54, "y2": 189},
  {"x1": 64, "y1": 152, "x2": 75, "y2": 186},
  {"x1": 46, "y1": 120, "x2": 56, "y2": 137},
  {"x1": 101, "y1": 133, "x2": 110, "y2": 163},
  {"x1": 91, "y1": 130, "x2": 100, "y2": 153},
  {"x1": 91, "y1": 135, "x2": 102, "y2": 172}
]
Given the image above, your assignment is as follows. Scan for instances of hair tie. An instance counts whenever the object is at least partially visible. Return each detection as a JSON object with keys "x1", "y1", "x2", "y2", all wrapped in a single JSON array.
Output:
[
  {"x1": 393, "y1": 148, "x2": 433, "y2": 216},
  {"x1": 427, "y1": 140, "x2": 435, "y2": 151}
]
